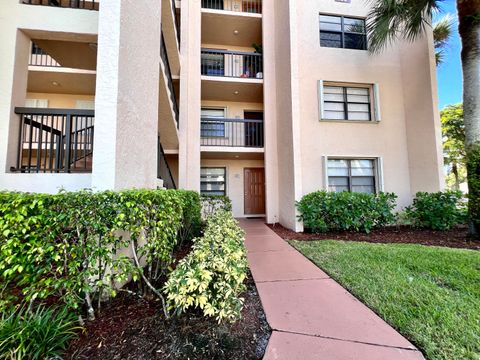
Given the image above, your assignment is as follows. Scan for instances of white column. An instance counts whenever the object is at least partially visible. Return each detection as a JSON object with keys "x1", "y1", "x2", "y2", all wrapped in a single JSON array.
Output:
[{"x1": 92, "y1": 0, "x2": 161, "y2": 190}]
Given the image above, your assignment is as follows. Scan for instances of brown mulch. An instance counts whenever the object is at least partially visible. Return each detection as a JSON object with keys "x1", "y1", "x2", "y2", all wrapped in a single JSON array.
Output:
[
  {"x1": 64, "y1": 273, "x2": 270, "y2": 360},
  {"x1": 268, "y1": 224, "x2": 480, "y2": 250}
]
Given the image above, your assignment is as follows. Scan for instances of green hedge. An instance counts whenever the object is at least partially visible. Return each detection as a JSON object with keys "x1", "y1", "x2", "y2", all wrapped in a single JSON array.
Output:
[
  {"x1": 0, "y1": 189, "x2": 200, "y2": 317},
  {"x1": 164, "y1": 211, "x2": 247, "y2": 323},
  {"x1": 405, "y1": 191, "x2": 467, "y2": 230},
  {"x1": 297, "y1": 191, "x2": 397, "y2": 233}
]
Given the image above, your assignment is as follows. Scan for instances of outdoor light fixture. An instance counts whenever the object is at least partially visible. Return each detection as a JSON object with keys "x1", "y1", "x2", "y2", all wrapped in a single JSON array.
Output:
[
  {"x1": 51, "y1": 81, "x2": 60, "y2": 86},
  {"x1": 233, "y1": 30, "x2": 239, "y2": 35},
  {"x1": 233, "y1": 90, "x2": 239, "y2": 95}
]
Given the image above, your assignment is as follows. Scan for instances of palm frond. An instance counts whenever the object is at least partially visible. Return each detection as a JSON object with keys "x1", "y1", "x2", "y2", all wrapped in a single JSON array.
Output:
[{"x1": 367, "y1": 0, "x2": 443, "y2": 53}]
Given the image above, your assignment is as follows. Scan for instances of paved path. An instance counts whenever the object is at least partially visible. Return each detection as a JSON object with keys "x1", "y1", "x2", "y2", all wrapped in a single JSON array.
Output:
[{"x1": 238, "y1": 219, "x2": 424, "y2": 360}]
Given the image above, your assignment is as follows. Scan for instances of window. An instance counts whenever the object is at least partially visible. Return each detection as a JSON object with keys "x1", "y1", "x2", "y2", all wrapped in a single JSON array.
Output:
[
  {"x1": 201, "y1": 167, "x2": 226, "y2": 196},
  {"x1": 201, "y1": 108, "x2": 226, "y2": 137},
  {"x1": 323, "y1": 85, "x2": 371, "y2": 121},
  {"x1": 327, "y1": 159, "x2": 376, "y2": 194},
  {"x1": 320, "y1": 15, "x2": 367, "y2": 50}
]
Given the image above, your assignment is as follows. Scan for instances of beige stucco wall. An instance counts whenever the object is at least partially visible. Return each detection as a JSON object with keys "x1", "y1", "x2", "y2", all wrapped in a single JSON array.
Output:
[
  {"x1": 179, "y1": 0, "x2": 202, "y2": 191},
  {"x1": 292, "y1": 0, "x2": 443, "y2": 210},
  {"x1": 92, "y1": 0, "x2": 161, "y2": 191},
  {"x1": 26, "y1": 93, "x2": 95, "y2": 108},
  {"x1": 201, "y1": 158, "x2": 265, "y2": 217}
]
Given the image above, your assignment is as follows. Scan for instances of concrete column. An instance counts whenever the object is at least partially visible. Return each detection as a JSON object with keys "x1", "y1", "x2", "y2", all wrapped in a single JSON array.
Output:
[
  {"x1": 263, "y1": 0, "x2": 280, "y2": 224},
  {"x1": 178, "y1": 0, "x2": 201, "y2": 191},
  {"x1": 92, "y1": 0, "x2": 161, "y2": 190},
  {"x1": 0, "y1": 28, "x2": 29, "y2": 174}
]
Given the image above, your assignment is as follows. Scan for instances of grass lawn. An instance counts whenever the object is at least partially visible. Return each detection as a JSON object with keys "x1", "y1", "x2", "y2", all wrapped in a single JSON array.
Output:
[{"x1": 290, "y1": 240, "x2": 480, "y2": 360}]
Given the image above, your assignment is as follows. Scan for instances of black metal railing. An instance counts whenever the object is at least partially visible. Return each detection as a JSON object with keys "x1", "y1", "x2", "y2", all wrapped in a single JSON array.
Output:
[
  {"x1": 201, "y1": 49, "x2": 263, "y2": 79},
  {"x1": 21, "y1": 0, "x2": 99, "y2": 10},
  {"x1": 171, "y1": 0, "x2": 181, "y2": 48},
  {"x1": 201, "y1": 118, "x2": 264, "y2": 147},
  {"x1": 12, "y1": 108, "x2": 94, "y2": 173},
  {"x1": 201, "y1": 0, "x2": 262, "y2": 13},
  {"x1": 30, "y1": 43, "x2": 61, "y2": 67},
  {"x1": 157, "y1": 138, "x2": 176, "y2": 189},
  {"x1": 161, "y1": 33, "x2": 180, "y2": 127}
]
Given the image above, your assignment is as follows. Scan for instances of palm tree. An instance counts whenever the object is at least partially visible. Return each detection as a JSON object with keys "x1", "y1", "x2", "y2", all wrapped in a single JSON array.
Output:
[
  {"x1": 433, "y1": 15, "x2": 453, "y2": 65},
  {"x1": 367, "y1": 0, "x2": 480, "y2": 237}
]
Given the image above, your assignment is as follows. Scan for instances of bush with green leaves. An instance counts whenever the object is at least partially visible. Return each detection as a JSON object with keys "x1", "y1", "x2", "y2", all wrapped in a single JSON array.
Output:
[
  {"x1": 177, "y1": 190, "x2": 202, "y2": 245},
  {"x1": 164, "y1": 211, "x2": 247, "y2": 323},
  {"x1": 0, "y1": 189, "x2": 199, "y2": 318},
  {"x1": 297, "y1": 191, "x2": 397, "y2": 233},
  {"x1": 405, "y1": 191, "x2": 467, "y2": 230},
  {"x1": 0, "y1": 305, "x2": 80, "y2": 360},
  {"x1": 201, "y1": 195, "x2": 233, "y2": 219}
]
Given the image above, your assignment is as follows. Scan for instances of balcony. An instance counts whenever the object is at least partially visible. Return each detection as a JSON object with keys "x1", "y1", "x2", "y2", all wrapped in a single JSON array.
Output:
[
  {"x1": 201, "y1": 117, "x2": 264, "y2": 149},
  {"x1": 201, "y1": 0, "x2": 262, "y2": 14},
  {"x1": 21, "y1": 0, "x2": 99, "y2": 10},
  {"x1": 161, "y1": 34, "x2": 179, "y2": 127},
  {"x1": 201, "y1": 49, "x2": 263, "y2": 79},
  {"x1": 12, "y1": 108, "x2": 94, "y2": 173}
]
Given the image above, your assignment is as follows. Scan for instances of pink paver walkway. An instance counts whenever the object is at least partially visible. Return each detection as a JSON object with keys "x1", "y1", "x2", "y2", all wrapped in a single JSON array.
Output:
[{"x1": 238, "y1": 219, "x2": 425, "y2": 360}]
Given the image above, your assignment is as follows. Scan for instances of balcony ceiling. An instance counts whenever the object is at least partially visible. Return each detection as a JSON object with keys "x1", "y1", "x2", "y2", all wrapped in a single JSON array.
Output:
[
  {"x1": 27, "y1": 69, "x2": 95, "y2": 95},
  {"x1": 202, "y1": 79, "x2": 263, "y2": 102},
  {"x1": 33, "y1": 39, "x2": 97, "y2": 71},
  {"x1": 202, "y1": 12, "x2": 262, "y2": 47}
]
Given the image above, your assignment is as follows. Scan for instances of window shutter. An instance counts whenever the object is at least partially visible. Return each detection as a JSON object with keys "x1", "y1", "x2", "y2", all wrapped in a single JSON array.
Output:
[
  {"x1": 373, "y1": 83, "x2": 381, "y2": 121},
  {"x1": 318, "y1": 80, "x2": 325, "y2": 120},
  {"x1": 322, "y1": 155, "x2": 329, "y2": 190},
  {"x1": 377, "y1": 157, "x2": 385, "y2": 192}
]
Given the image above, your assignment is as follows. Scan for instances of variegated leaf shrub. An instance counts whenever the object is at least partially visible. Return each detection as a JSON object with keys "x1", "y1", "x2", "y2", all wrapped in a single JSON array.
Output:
[{"x1": 164, "y1": 211, "x2": 248, "y2": 323}]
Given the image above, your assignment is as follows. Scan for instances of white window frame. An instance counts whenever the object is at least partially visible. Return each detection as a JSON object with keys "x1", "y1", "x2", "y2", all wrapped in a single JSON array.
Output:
[
  {"x1": 322, "y1": 155, "x2": 384, "y2": 193},
  {"x1": 318, "y1": 81, "x2": 382, "y2": 122}
]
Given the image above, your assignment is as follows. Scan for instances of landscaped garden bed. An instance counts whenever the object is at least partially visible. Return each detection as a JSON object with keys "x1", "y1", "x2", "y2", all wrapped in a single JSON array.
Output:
[
  {"x1": 65, "y1": 273, "x2": 269, "y2": 360},
  {"x1": 0, "y1": 190, "x2": 269, "y2": 359},
  {"x1": 290, "y1": 240, "x2": 480, "y2": 360},
  {"x1": 269, "y1": 223, "x2": 479, "y2": 250}
]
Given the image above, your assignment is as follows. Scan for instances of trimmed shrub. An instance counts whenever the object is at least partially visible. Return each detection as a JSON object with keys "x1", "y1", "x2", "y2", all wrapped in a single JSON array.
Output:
[
  {"x1": 405, "y1": 191, "x2": 467, "y2": 230},
  {"x1": 0, "y1": 305, "x2": 80, "y2": 359},
  {"x1": 177, "y1": 190, "x2": 202, "y2": 245},
  {"x1": 0, "y1": 189, "x2": 200, "y2": 317},
  {"x1": 164, "y1": 211, "x2": 247, "y2": 323},
  {"x1": 297, "y1": 191, "x2": 397, "y2": 233},
  {"x1": 201, "y1": 195, "x2": 233, "y2": 219}
]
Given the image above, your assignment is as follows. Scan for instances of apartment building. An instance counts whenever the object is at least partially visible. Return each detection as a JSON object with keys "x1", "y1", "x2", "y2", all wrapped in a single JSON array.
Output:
[{"x1": 0, "y1": 0, "x2": 443, "y2": 231}]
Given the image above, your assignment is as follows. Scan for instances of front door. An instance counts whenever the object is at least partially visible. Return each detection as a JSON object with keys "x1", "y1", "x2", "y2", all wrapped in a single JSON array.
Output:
[{"x1": 244, "y1": 168, "x2": 266, "y2": 215}]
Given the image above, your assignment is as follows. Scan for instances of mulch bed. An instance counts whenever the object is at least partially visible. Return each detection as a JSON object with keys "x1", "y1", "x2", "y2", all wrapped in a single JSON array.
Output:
[
  {"x1": 268, "y1": 224, "x2": 480, "y2": 250},
  {"x1": 64, "y1": 273, "x2": 270, "y2": 360}
]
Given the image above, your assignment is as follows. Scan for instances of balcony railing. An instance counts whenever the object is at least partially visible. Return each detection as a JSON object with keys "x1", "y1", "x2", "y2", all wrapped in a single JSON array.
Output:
[
  {"x1": 171, "y1": 0, "x2": 181, "y2": 47},
  {"x1": 12, "y1": 108, "x2": 94, "y2": 173},
  {"x1": 201, "y1": 0, "x2": 262, "y2": 14},
  {"x1": 158, "y1": 138, "x2": 176, "y2": 189},
  {"x1": 201, "y1": 118, "x2": 264, "y2": 148},
  {"x1": 29, "y1": 43, "x2": 61, "y2": 67},
  {"x1": 161, "y1": 33, "x2": 180, "y2": 127},
  {"x1": 201, "y1": 49, "x2": 263, "y2": 79},
  {"x1": 21, "y1": 0, "x2": 99, "y2": 10}
]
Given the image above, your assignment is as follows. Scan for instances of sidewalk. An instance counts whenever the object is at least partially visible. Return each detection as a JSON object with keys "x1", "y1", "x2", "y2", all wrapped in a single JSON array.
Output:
[{"x1": 238, "y1": 219, "x2": 424, "y2": 360}]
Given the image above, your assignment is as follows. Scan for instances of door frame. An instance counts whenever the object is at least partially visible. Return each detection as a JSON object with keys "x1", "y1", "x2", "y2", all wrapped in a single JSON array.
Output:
[{"x1": 243, "y1": 167, "x2": 266, "y2": 216}]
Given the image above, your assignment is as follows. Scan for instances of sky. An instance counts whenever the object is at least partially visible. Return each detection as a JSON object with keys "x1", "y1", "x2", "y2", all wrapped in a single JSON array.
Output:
[{"x1": 435, "y1": 0, "x2": 463, "y2": 109}]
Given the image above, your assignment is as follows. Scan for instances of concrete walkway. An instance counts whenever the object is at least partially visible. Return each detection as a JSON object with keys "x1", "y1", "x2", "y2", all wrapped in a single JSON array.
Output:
[{"x1": 238, "y1": 219, "x2": 424, "y2": 360}]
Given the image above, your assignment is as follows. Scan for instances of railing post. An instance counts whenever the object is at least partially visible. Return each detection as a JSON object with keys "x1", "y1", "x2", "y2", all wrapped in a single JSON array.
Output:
[{"x1": 64, "y1": 114, "x2": 72, "y2": 173}]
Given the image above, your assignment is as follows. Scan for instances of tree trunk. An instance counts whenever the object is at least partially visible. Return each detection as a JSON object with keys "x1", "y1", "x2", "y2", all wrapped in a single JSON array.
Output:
[
  {"x1": 457, "y1": 0, "x2": 480, "y2": 237},
  {"x1": 452, "y1": 162, "x2": 460, "y2": 190}
]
